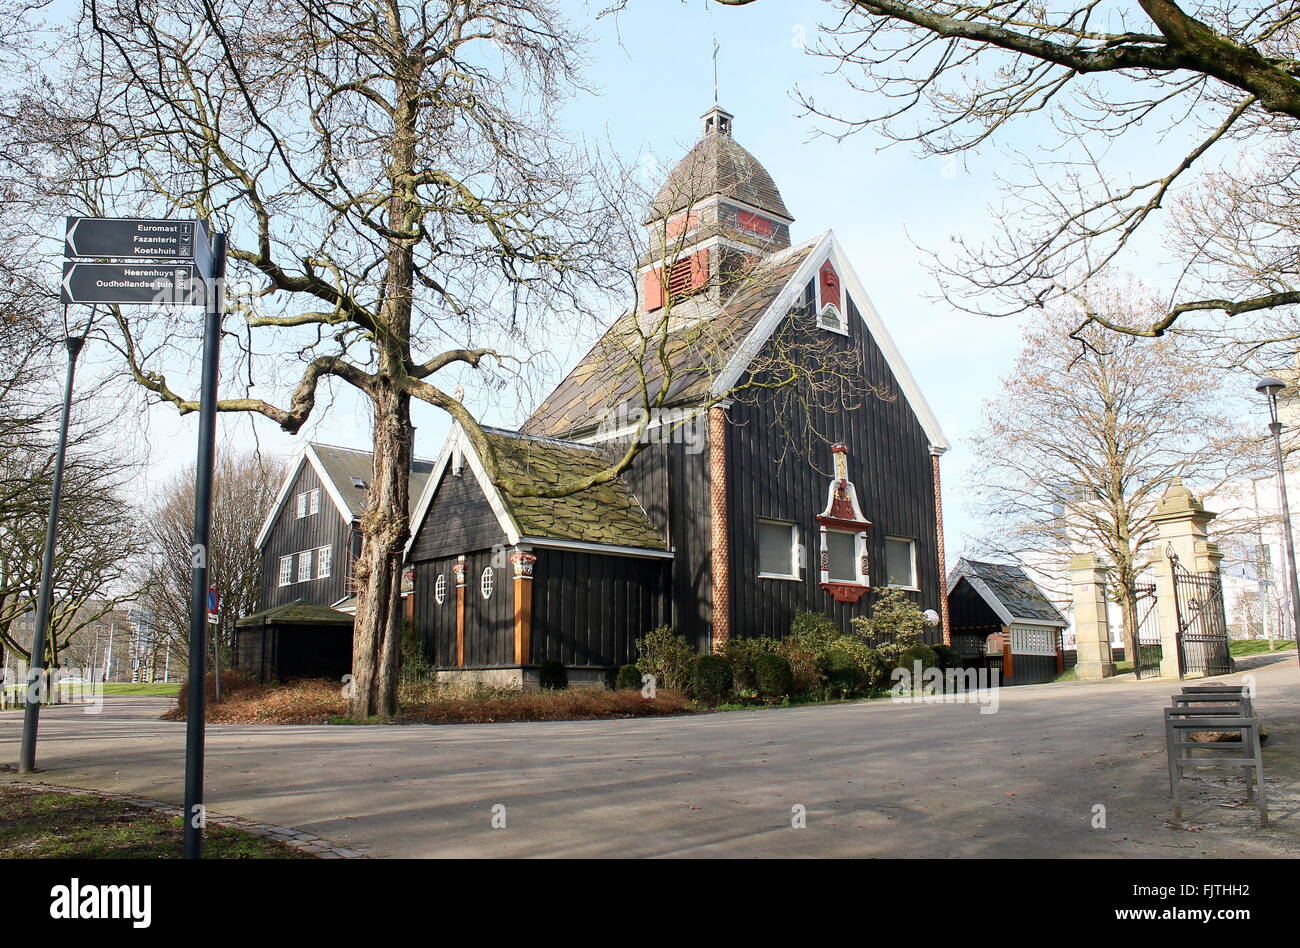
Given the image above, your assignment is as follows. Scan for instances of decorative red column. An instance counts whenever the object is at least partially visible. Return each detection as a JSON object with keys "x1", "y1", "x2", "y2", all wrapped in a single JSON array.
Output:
[
  {"x1": 510, "y1": 551, "x2": 537, "y2": 666},
  {"x1": 709, "y1": 406, "x2": 730, "y2": 654},
  {"x1": 452, "y1": 556, "x2": 467, "y2": 667},
  {"x1": 931, "y1": 451, "x2": 952, "y2": 646}
]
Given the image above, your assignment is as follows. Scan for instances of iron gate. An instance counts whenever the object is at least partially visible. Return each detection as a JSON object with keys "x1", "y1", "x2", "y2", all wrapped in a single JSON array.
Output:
[
  {"x1": 1169, "y1": 548, "x2": 1232, "y2": 677},
  {"x1": 1133, "y1": 582, "x2": 1163, "y2": 679}
]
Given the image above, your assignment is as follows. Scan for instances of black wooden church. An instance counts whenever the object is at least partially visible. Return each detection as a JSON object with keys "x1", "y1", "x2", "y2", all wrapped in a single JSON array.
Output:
[{"x1": 251, "y1": 107, "x2": 952, "y2": 687}]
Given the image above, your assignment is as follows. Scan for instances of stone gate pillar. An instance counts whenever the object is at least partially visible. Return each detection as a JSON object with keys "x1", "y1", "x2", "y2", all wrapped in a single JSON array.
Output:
[
  {"x1": 1149, "y1": 479, "x2": 1224, "y2": 679},
  {"x1": 1070, "y1": 553, "x2": 1115, "y2": 679}
]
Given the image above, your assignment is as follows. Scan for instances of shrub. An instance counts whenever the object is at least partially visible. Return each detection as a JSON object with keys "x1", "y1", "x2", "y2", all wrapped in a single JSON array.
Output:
[
  {"x1": 634, "y1": 626, "x2": 695, "y2": 693},
  {"x1": 850, "y1": 588, "x2": 929, "y2": 666},
  {"x1": 688, "y1": 654, "x2": 734, "y2": 705},
  {"x1": 726, "y1": 637, "x2": 781, "y2": 689},
  {"x1": 538, "y1": 659, "x2": 568, "y2": 691},
  {"x1": 932, "y1": 644, "x2": 962, "y2": 670},
  {"x1": 898, "y1": 643, "x2": 939, "y2": 673},
  {"x1": 817, "y1": 648, "x2": 869, "y2": 698},
  {"x1": 614, "y1": 664, "x2": 643, "y2": 691},
  {"x1": 754, "y1": 652, "x2": 795, "y2": 700}
]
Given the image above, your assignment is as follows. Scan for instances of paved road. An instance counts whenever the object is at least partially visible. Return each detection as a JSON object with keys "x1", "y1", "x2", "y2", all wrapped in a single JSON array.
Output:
[{"x1": 3, "y1": 654, "x2": 1297, "y2": 857}]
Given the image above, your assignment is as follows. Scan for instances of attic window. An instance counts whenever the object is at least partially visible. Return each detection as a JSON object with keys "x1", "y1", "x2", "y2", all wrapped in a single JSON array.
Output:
[
  {"x1": 480, "y1": 566, "x2": 494, "y2": 600},
  {"x1": 818, "y1": 303, "x2": 845, "y2": 333},
  {"x1": 434, "y1": 574, "x2": 446, "y2": 605}
]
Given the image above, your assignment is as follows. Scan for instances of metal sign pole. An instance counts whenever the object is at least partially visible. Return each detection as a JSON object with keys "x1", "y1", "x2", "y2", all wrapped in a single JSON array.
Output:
[
  {"x1": 18, "y1": 334, "x2": 85, "y2": 773},
  {"x1": 183, "y1": 231, "x2": 225, "y2": 859}
]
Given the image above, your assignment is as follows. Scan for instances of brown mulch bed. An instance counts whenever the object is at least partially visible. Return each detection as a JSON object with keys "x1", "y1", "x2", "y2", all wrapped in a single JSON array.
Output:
[{"x1": 162, "y1": 673, "x2": 691, "y2": 725}]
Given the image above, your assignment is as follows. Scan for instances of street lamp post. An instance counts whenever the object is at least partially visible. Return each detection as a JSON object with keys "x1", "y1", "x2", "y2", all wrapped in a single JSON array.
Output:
[{"x1": 1255, "y1": 376, "x2": 1300, "y2": 643}]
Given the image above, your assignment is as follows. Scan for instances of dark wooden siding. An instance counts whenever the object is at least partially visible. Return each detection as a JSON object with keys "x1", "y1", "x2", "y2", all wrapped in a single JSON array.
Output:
[
  {"x1": 530, "y1": 549, "x2": 672, "y2": 667},
  {"x1": 619, "y1": 438, "x2": 712, "y2": 653},
  {"x1": 948, "y1": 579, "x2": 1001, "y2": 631},
  {"x1": 259, "y1": 462, "x2": 354, "y2": 611},
  {"x1": 1010, "y1": 654, "x2": 1058, "y2": 685},
  {"x1": 725, "y1": 292, "x2": 943, "y2": 644},
  {"x1": 413, "y1": 550, "x2": 513, "y2": 667},
  {"x1": 408, "y1": 468, "x2": 508, "y2": 562}
]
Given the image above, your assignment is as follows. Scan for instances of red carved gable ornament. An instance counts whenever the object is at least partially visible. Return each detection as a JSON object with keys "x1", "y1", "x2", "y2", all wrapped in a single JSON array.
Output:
[{"x1": 819, "y1": 260, "x2": 841, "y2": 311}]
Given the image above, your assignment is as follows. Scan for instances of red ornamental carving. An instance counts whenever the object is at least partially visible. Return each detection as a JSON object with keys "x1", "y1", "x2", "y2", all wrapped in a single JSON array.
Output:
[{"x1": 820, "y1": 582, "x2": 868, "y2": 604}]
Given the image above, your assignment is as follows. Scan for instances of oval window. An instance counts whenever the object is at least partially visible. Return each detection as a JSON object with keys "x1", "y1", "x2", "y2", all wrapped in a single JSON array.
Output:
[
  {"x1": 480, "y1": 566, "x2": 494, "y2": 600},
  {"x1": 434, "y1": 573, "x2": 446, "y2": 605}
]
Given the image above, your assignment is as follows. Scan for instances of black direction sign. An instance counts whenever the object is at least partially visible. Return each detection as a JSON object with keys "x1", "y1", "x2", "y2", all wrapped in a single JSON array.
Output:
[
  {"x1": 61, "y1": 261, "x2": 208, "y2": 306},
  {"x1": 64, "y1": 217, "x2": 213, "y2": 274}
]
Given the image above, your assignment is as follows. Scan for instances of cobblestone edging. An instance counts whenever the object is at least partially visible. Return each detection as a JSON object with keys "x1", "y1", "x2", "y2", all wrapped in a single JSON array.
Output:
[{"x1": 0, "y1": 777, "x2": 368, "y2": 859}]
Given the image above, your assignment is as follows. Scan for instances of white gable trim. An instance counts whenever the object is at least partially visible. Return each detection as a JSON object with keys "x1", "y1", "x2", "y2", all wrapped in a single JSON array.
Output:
[
  {"x1": 403, "y1": 425, "x2": 523, "y2": 559},
  {"x1": 709, "y1": 230, "x2": 950, "y2": 453},
  {"x1": 253, "y1": 444, "x2": 357, "y2": 549}
]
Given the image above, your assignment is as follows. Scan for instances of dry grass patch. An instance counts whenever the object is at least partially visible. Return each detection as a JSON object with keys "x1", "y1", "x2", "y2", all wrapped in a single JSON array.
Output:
[
  {"x1": 161, "y1": 673, "x2": 690, "y2": 725},
  {"x1": 163, "y1": 673, "x2": 344, "y2": 725},
  {"x1": 397, "y1": 685, "x2": 690, "y2": 724}
]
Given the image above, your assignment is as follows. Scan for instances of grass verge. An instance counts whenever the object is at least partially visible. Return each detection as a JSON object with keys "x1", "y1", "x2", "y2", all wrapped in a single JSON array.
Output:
[
  {"x1": 1229, "y1": 638, "x2": 1297, "y2": 658},
  {"x1": 0, "y1": 785, "x2": 311, "y2": 859}
]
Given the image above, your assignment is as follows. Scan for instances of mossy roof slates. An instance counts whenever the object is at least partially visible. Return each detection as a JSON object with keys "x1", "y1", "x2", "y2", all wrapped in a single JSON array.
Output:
[{"x1": 484, "y1": 429, "x2": 666, "y2": 550}]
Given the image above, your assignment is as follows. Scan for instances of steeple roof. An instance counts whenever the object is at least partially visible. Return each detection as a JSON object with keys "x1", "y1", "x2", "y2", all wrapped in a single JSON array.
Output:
[{"x1": 650, "y1": 108, "x2": 792, "y2": 224}]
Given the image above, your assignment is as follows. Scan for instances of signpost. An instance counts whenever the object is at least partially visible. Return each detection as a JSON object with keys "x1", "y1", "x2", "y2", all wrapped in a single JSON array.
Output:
[
  {"x1": 24, "y1": 217, "x2": 224, "y2": 862},
  {"x1": 61, "y1": 262, "x2": 208, "y2": 306}
]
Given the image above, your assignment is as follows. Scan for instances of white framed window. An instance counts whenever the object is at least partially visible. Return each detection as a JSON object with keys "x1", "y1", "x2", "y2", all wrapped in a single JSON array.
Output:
[
  {"x1": 818, "y1": 303, "x2": 846, "y2": 334},
  {"x1": 885, "y1": 537, "x2": 918, "y2": 589},
  {"x1": 825, "y1": 529, "x2": 860, "y2": 583},
  {"x1": 309, "y1": 489, "x2": 320, "y2": 515},
  {"x1": 278, "y1": 555, "x2": 294, "y2": 587},
  {"x1": 434, "y1": 574, "x2": 447, "y2": 605},
  {"x1": 297, "y1": 550, "x2": 313, "y2": 582},
  {"x1": 480, "y1": 566, "x2": 494, "y2": 600},
  {"x1": 316, "y1": 545, "x2": 332, "y2": 579},
  {"x1": 295, "y1": 492, "x2": 308, "y2": 518},
  {"x1": 757, "y1": 519, "x2": 799, "y2": 579}
]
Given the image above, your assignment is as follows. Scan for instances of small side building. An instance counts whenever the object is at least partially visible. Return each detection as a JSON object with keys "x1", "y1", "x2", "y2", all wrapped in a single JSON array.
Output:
[
  {"x1": 234, "y1": 601, "x2": 354, "y2": 684},
  {"x1": 946, "y1": 558, "x2": 1067, "y2": 685}
]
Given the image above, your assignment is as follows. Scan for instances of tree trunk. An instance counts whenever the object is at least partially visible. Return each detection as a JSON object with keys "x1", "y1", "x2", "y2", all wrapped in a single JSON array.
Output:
[{"x1": 347, "y1": 381, "x2": 413, "y2": 720}]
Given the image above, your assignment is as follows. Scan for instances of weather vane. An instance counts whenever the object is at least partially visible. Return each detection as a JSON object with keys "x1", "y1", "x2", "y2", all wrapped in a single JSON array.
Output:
[{"x1": 713, "y1": 36, "x2": 720, "y2": 105}]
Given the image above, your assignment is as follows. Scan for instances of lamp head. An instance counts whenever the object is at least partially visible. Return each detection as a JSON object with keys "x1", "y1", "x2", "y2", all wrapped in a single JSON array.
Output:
[{"x1": 1256, "y1": 376, "x2": 1286, "y2": 399}]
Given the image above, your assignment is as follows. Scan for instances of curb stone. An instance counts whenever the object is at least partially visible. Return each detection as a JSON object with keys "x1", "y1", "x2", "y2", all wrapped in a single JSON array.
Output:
[{"x1": 0, "y1": 777, "x2": 369, "y2": 859}]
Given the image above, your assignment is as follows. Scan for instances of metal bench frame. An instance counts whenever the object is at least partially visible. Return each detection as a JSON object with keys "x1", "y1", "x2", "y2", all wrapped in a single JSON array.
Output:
[{"x1": 1164, "y1": 705, "x2": 1267, "y2": 827}]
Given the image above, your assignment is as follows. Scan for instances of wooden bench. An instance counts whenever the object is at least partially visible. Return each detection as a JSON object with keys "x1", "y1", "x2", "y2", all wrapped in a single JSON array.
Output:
[{"x1": 1164, "y1": 705, "x2": 1267, "y2": 826}]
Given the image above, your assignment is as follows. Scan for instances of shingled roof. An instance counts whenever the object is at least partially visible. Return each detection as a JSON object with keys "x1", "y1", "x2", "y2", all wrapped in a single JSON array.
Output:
[
  {"x1": 312, "y1": 444, "x2": 437, "y2": 518},
  {"x1": 479, "y1": 428, "x2": 666, "y2": 550},
  {"x1": 236, "y1": 600, "x2": 355, "y2": 627},
  {"x1": 651, "y1": 122, "x2": 792, "y2": 223},
  {"x1": 946, "y1": 559, "x2": 1067, "y2": 626},
  {"x1": 524, "y1": 241, "x2": 814, "y2": 438}
]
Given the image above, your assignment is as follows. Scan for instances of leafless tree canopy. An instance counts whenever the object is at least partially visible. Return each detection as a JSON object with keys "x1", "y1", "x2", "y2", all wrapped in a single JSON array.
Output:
[
  {"x1": 707, "y1": 0, "x2": 1300, "y2": 365},
  {"x1": 135, "y1": 452, "x2": 286, "y2": 675},
  {"x1": 969, "y1": 277, "x2": 1262, "y2": 656}
]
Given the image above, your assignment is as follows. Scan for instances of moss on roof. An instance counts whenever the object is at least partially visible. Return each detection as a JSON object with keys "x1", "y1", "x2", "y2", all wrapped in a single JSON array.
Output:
[
  {"x1": 236, "y1": 601, "x2": 355, "y2": 627},
  {"x1": 483, "y1": 429, "x2": 666, "y2": 551}
]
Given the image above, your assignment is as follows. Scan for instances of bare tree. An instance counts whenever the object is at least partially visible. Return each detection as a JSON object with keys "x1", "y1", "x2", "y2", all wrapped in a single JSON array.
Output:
[
  {"x1": 969, "y1": 279, "x2": 1261, "y2": 662},
  {"x1": 135, "y1": 451, "x2": 287, "y2": 677},
  {"x1": 699, "y1": 0, "x2": 1300, "y2": 362},
  {"x1": 0, "y1": 0, "x2": 869, "y2": 718}
]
